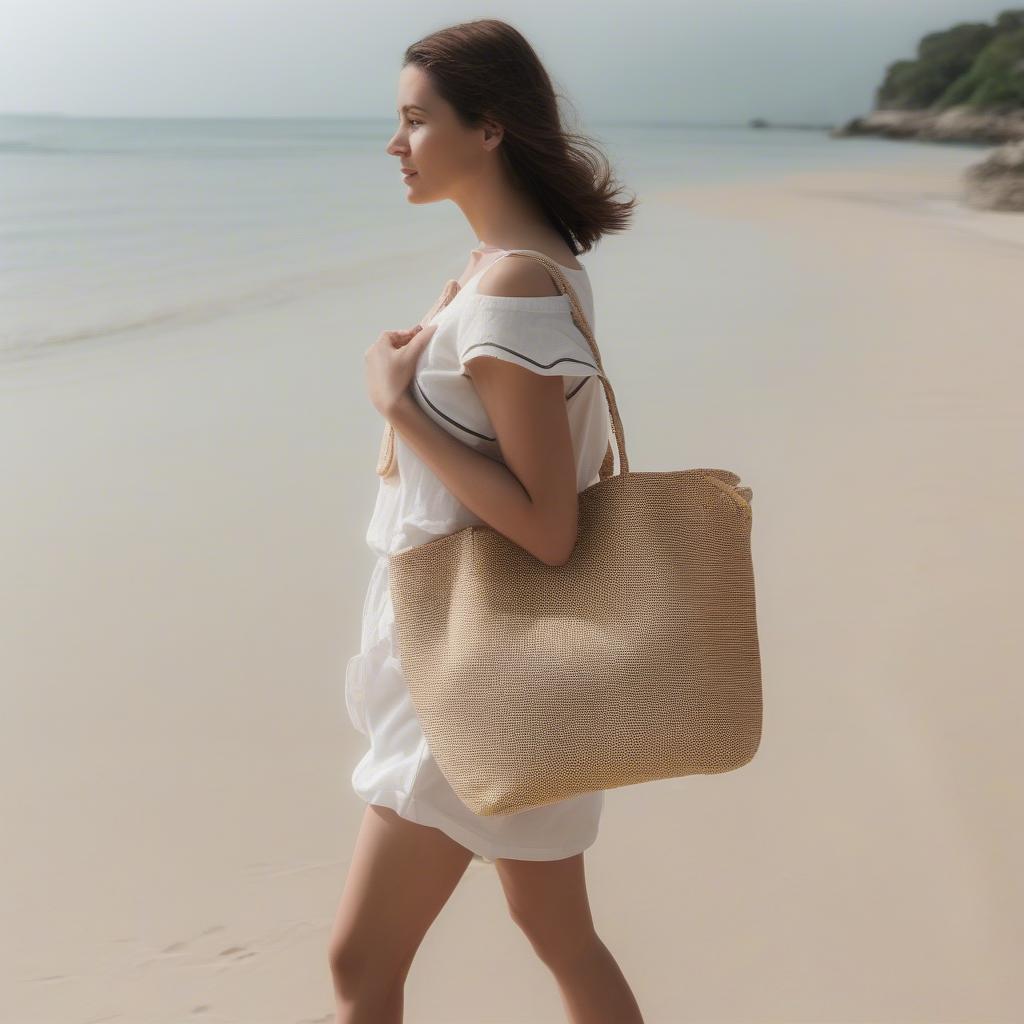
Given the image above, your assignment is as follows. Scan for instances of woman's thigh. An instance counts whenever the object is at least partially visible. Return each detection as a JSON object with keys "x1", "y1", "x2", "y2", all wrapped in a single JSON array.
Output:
[
  {"x1": 494, "y1": 852, "x2": 598, "y2": 964},
  {"x1": 328, "y1": 803, "x2": 476, "y2": 974}
]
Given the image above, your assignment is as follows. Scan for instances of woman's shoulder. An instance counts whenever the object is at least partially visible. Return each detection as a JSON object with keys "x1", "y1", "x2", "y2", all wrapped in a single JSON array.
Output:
[{"x1": 475, "y1": 254, "x2": 565, "y2": 299}]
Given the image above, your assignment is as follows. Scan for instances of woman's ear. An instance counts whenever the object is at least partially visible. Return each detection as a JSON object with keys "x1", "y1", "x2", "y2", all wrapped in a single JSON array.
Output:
[{"x1": 481, "y1": 120, "x2": 504, "y2": 149}]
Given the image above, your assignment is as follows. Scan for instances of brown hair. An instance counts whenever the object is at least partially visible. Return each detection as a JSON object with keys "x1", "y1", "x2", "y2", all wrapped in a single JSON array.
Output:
[{"x1": 402, "y1": 18, "x2": 639, "y2": 255}]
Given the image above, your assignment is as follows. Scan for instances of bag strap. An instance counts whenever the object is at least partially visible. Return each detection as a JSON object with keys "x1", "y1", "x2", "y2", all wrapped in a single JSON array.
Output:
[
  {"x1": 376, "y1": 278, "x2": 460, "y2": 478},
  {"x1": 498, "y1": 250, "x2": 628, "y2": 477},
  {"x1": 376, "y1": 249, "x2": 629, "y2": 479}
]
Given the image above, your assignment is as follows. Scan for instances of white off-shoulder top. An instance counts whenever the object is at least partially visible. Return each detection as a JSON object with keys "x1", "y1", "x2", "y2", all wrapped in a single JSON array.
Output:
[{"x1": 364, "y1": 248, "x2": 610, "y2": 561}]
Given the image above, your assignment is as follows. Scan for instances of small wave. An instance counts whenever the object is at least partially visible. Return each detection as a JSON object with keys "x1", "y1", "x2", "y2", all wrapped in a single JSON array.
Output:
[
  {"x1": 0, "y1": 137, "x2": 355, "y2": 159},
  {"x1": 0, "y1": 140, "x2": 74, "y2": 154},
  {"x1": 0, "y1": 258, "x2": 382, "y2": 362}
]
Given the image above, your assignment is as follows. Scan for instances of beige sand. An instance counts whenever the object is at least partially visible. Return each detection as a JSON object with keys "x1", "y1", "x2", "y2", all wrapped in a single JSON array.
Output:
[{"x1": 1, "y1": 156, "x2": 1021, "y2": 1022}]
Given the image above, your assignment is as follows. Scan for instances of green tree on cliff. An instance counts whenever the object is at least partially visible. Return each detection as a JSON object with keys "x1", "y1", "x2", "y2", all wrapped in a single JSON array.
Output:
[
  {"x1": 937, "y1": 28, "x2": 1024, "y2": 110},
  {"x1": 875, "y1": 8, "x2": 1024, "y2": 112}
]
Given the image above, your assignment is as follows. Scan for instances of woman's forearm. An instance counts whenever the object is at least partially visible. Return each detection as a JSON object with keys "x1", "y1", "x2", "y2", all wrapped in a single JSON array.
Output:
[{"x1": 385, "y1": 393, "x2": 561, "y2": 565}]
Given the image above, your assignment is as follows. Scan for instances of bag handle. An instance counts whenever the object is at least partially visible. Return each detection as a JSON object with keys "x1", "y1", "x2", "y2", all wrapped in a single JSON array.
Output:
[
  {"x1": 499, "y1": 250, "x2": 628, "y2": 478},
  {"x1": 376, "y1": 249, "x2": 629, "y2": 479}
]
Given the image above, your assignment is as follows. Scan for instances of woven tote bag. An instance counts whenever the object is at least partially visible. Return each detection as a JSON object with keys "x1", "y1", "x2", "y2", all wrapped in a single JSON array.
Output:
[{"x1": 378, "y1": 249, "x2": 762, "y2": 817}]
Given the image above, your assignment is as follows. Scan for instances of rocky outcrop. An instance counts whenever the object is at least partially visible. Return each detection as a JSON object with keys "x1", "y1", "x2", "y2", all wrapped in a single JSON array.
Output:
[
  {"x1": 832, "y1": 9, "x2": 1024, "y2": 146},
  {"x1": 831, "y1": 105, "x2": 1024, "y2": 145},
  {"x1": 822, "y1": 11, "x2": 1024, "y2": 210},
  {"x1": 962, "y1": 140, "x2": 1024, "y2": 209}
]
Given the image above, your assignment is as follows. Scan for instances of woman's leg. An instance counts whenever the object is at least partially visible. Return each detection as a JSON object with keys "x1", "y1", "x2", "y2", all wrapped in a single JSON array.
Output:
[
  {"x1": 494, "y1": 852, "x2": 645, "y2": 1024},
  {"x1": 327, "y1": 803, "x2": 475, "y2": 1023}
]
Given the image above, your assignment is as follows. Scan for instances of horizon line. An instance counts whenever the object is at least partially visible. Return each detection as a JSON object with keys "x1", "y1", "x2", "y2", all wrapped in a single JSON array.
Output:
[{"x1": 0, "y1": 111, "x2": 842, "y2": 128}]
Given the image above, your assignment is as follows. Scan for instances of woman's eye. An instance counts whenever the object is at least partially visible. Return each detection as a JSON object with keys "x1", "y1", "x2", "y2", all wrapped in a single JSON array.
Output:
[{"x1": 409, "y1": 119, "x2": 423, "y2": 127}]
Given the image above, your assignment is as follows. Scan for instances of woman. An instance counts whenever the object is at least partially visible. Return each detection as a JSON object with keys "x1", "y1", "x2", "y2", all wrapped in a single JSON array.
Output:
[{"x1": 329, "y1": 18, "x2": 643, "y2": 1024}]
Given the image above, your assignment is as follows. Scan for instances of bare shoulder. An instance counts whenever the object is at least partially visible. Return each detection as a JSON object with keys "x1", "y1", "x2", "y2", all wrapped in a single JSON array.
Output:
[{"x1": 476, "y1": 255, "x2": 561, "y2": 298}]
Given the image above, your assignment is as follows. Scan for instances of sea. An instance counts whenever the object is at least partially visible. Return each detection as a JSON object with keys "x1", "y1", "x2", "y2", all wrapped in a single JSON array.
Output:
[{"x1": 0, "y1": 114, "x2": 986, "y2": 360}]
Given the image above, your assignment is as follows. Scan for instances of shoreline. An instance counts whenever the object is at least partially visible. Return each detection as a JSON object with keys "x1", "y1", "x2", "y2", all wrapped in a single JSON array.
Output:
[{"x1": 653, "y1": 157, "x2": 1024, "y2": 252}]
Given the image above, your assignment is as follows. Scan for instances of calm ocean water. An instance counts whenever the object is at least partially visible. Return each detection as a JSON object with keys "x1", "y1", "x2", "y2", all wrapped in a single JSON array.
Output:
[{"x1": 0, "y1": 114, "x2": 981, "y2": 358}]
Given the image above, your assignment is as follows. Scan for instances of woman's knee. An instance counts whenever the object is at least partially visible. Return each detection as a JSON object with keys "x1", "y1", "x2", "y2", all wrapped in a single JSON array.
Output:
[
  {"x1": 327, "y1": 804, "x2": 473, "y2": 988},
  {"x1": 509, "y1": 906, "x2": 601, "y2": 969},
  {"x1": 327, "y1": 901, "x2": 417, "y2": 988},
  {"x1": 328, "y1": 937, "x2": 412, "y2": 998}
]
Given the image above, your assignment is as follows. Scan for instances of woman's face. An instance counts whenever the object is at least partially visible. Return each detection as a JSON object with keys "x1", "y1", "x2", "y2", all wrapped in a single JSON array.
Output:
[{"x1": 385, "y1": 64, "x2": 497, "y2": 204}]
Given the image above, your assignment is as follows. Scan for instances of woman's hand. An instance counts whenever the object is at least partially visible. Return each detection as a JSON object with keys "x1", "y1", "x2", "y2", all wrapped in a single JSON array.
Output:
[{"x1": 364, "y1": 322, "x2": 438, "y2": 420}]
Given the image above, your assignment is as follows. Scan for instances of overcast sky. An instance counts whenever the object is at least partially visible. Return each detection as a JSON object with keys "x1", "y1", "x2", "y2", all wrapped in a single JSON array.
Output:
[{"x1": 1, "y1": 0, "x2": 1015, "y2": 122}]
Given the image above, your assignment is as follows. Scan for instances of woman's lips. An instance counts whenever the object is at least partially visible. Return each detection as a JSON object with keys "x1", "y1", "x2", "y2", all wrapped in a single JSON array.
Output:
[{"x1": 402, "y1": 170, "x2": 417, "y2": 179}]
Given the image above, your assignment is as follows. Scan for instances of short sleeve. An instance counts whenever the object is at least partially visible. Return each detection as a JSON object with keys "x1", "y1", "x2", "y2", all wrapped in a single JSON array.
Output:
[{"x1": 455, "y1": 293, "x2": 603, "y2": 387}]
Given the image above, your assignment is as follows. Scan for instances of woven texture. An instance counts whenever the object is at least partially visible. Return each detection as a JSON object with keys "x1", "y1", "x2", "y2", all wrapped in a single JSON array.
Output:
[{"x1": 383, "y1": 250, "x2": 762, "y2": 816}]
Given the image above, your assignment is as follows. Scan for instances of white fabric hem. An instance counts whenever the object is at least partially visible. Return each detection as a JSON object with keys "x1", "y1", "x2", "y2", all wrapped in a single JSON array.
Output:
[{"x1": 353, "y1": 786, "x2": 598, "y2": 863}]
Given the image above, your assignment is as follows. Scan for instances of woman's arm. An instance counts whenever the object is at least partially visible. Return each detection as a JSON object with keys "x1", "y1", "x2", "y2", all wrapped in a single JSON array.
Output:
[
  {"x1": 386, "y1": 362, "x2": 577, "y2": 567},
  {"x1": 383, "y1": 256, "x2": 582, "y2": 567}
]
